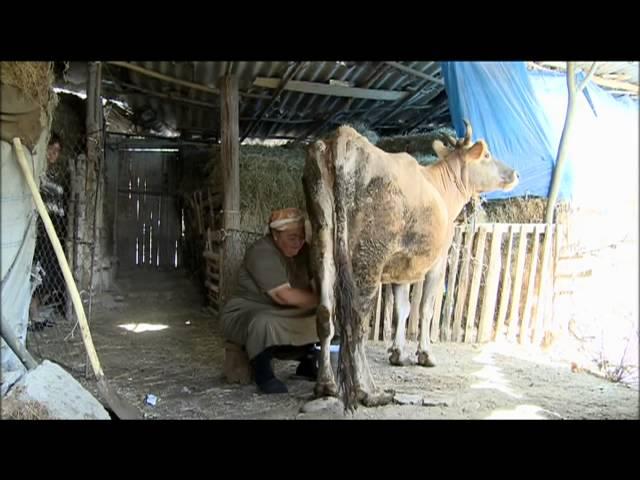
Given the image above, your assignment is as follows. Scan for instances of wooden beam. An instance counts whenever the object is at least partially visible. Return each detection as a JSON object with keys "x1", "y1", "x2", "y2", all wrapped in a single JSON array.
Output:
[
  {"x1": 253, "y1": 77, "x2": 409, "y2": 101},
  {"x1": 384, "y1": 61, "x2": 445, "y2": 86},
  {"x1": 241, "y1": 62, "x2": 305, "y2": 142},
  {"x1": 103, "y1": 80, "x2": 217, "y2": 109},
  {"x1": 106, "y1": 61, "x2": 269, "y2": 99},
  {"x1": 296, "y1": 62, "x2": 391, "y2": 142},
  {"x1": 372, "y1": 79, "x2": 440, "y2": 127}
]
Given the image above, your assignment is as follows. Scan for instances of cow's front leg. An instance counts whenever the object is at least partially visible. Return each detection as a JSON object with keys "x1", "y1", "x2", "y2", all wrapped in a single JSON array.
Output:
[
  {"x1": 388, "y1": 283, "x2": 412, "y2": 366},
  {"x1": 416, "y1": 256, "x2": 446, "y2": 367}
]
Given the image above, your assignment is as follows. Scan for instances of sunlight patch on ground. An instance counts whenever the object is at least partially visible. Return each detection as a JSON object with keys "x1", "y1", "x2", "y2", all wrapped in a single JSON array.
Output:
[
  {"x1": 118, "y1": 323, "x2": 169, "y2": 333},
  {"x1": 484, "y1": 404, "x2": 548, "y2": 420}
]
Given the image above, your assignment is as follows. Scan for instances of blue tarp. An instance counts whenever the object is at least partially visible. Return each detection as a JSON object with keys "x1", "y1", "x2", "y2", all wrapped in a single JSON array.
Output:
[{"x1": 440, "y1": 61, "x2": 639, "y2": 203}]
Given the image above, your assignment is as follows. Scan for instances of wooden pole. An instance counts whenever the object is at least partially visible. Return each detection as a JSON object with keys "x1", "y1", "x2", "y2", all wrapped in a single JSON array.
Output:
[
  {"x1": 407, "y1": 281, "x2": 423, "y2": 341},
  {"x1": 219, "y1": 74, "x2": 240, "y2": 305},
  {"x1": 383, "y1": 284, "x2": 394, "y2": 342},
  {"x1": 372, "y1": 283, "x2": 383, "y2": 342}
]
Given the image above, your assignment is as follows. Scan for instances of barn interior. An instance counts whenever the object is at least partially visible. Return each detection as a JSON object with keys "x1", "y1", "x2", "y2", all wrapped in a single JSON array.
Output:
[{"x1": 1, "y1": 61, "x2": 638, "y2": 420}]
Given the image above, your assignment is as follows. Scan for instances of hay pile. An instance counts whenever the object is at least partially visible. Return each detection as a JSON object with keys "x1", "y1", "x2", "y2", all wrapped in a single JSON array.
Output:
[
  {"x1": 0, "y1": 62, "x2": 57, "y2": 124},
  {"x1": 206, "y1": 144, "x2": 307, "y2": 232},
  {"x1": 377, "y1": 127, "x2": 456, "y2": 165},
  {"x1": 481, "y1": 197, "x2": 548, "y2": 224},
  {"x1": 1, "y1": 398, "x2": 51, "y2": 420},
  {"x1": 0, "y1": 62, "x2": 56, "y2": 113}
]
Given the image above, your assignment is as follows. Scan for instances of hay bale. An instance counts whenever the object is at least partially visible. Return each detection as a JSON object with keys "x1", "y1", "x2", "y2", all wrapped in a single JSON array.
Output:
[{"x1": 0, "y1": 61, "x2": 56, "y2": 119}]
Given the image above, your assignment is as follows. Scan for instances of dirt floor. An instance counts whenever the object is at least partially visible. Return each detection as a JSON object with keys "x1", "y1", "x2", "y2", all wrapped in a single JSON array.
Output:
[{"x1": 27, "y1": 269, "x2": 639, "y2": 420}]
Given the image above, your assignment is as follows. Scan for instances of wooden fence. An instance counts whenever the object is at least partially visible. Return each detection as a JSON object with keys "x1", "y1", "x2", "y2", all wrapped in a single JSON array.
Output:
[{"x1": 370, "y1": 222, "x2": 563, "y2": 345}]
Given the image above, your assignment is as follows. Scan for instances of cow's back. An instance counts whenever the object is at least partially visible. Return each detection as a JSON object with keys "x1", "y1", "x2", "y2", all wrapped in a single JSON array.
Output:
[{"x1": 329, "y1": 127, "x2": 449, "y2": 285}]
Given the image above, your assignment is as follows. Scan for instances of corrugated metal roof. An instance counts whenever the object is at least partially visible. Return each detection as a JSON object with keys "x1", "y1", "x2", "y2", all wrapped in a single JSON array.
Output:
[{"x1": 100, "y1": 61, "x2": 449, "y2": 141}]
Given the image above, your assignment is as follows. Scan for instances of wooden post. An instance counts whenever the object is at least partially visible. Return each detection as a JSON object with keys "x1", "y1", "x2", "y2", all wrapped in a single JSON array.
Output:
[
  {"x1": 383, "y1": 284, "x2": 394, "y2": 342},
  {"x1": 219, "y1": 74, "x2": 240, "y2": 305},
  {"x1": 430, "y1": 273, "x2": 445, "y2": 343},
  {"x1": 371, "y1": 283, "x2": 382, "y2": 342},
  {"x1": 441, "y1": 227, "x2": 463, "y2": 342},
  {"x1": 506, "y1": 225, "x2": 531, "y2": 341},
  {"x1": 477, "y1": 225, "x2": 504, "y2": 342},
  {"x1": 407, "y1": 281, "x2": 423, "y2": 340},
  {"x1": 464, "y1": 226, "x2": 487, "y2": 343},
  {"x1": 519, "y1": 226, "x2": 542, "y2": 344},
  {"x1": 452, "y1": 226, "x2": 474, "y2": 342},
  {"x1": 494, "y1": 225, "x2": 515, "y2": 341}
]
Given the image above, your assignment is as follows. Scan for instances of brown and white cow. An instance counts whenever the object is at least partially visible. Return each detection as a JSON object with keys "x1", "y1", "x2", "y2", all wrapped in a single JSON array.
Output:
[{"x1": 302, "y1": 122, "x2": 518, "y2": 410}]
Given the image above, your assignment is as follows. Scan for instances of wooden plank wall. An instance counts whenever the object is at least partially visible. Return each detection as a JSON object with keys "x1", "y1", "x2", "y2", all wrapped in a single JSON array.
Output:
[{"x1": 116, "y1": 150, "x2": 181, "y2": 270}]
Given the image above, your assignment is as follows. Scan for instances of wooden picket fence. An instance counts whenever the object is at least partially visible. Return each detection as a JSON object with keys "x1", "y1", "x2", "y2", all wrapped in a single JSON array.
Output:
[{"x1": 370, "y1": 222, "x2": 562, "y2": 345}]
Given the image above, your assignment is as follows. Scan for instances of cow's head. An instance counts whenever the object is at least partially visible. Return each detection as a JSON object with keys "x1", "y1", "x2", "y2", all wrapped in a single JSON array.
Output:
[{"x1": 432, "y1": 121, "x2": 519, "y2": 196}]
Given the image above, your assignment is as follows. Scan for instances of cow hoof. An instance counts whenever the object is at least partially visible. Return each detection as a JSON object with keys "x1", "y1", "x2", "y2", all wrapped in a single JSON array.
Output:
[
  {"x1": 388, "y1": 348, "x2": 412, "y2": 366},
  {"x1": 416, "y1": 351, "x2": 436, "y2": 367},
  {"x1": 359, "y1": 389, "x2": 395, "y2": 407},
  {"x1": 314, "y1": 380, "x2": 339, "y2": 399}
]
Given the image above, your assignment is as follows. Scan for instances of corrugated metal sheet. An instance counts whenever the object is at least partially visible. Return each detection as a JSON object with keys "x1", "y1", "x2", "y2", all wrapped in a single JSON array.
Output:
[{"x1": 1, "y1": 132, "x2": 48, "y2": 391}]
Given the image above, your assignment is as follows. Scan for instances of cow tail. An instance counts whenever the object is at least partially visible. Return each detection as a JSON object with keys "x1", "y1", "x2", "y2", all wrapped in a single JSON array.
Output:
[{"x1": 332, "y1": 131, "x2": 360, "y2": 411}]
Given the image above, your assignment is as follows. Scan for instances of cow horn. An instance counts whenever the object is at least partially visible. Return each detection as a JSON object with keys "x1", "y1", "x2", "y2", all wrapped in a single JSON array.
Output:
[
  {"x1": 463, "y1": 120, "x2": 472, "y2": 146},
  {"x1": 445, "y1": 135, "x2": 457, "y2": 148}
]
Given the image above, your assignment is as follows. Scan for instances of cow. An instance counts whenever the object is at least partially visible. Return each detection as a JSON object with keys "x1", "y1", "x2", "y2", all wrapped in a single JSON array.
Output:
[{"x1": 302, "y1": 122, "x2": 519, "y2": 410}]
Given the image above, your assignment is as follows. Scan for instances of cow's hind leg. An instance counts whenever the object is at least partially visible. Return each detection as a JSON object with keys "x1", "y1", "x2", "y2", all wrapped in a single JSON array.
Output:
[
  {"x1": 388, "y1": 283, "x2": 412, "y2": 366},
  {"x1": 349, "y1": 283, "x2": 394, "y2": 407},
  {"x1": 312, "y1": 223, "x2": 339, "y2": 398},
  {"x1": 314, "y1": 303, "x2": 338, "y2": 398}
]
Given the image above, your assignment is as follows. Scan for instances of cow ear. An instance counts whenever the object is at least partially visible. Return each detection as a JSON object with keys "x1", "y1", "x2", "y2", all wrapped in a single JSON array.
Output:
[
  {"x1": 432, "y1": 140, "x2": 449, "y2": 159},
  {"x1": 466, "y1": 140, "x2": 487, "y2": 162}
]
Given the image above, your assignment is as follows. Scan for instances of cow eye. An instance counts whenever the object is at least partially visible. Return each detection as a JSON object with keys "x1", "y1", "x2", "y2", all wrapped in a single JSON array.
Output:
[{"x1": 484, "y1": 153, "x2": 490, "y2": 159}]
